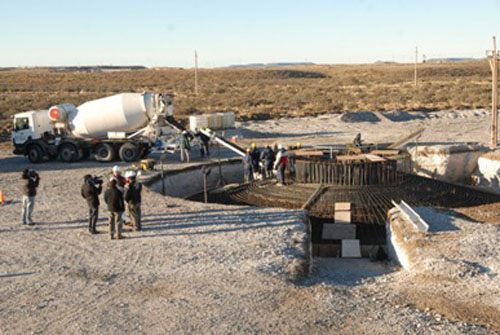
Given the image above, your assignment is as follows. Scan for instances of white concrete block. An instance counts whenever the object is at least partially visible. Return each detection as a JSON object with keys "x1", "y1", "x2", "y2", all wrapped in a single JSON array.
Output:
[
  {"x1": 335, "y1": 202, "x2": 351, "y2": 211},
  {"x1": 334, "y1": 211, "x2": 351, "y2": 224},
  {"x1": 342, "y1": 239, "x2": 361, "y2": 258}
]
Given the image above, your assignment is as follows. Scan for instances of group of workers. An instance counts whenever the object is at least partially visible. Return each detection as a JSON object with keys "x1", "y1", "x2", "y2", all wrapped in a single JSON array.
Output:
[
  {"x1": 81, "y1": 165, "x2": 142, "y2": 240},
  {"x1": 18, "y1": 135, "x2": 291, "y2": 236},
  {"x1": 243, "y1": 143, "x2": 290, "y2": 185},
  {"x1": 19, "y1": 165, "x2": 142, "y2": 241},
  {"x1": 178, "y1": 129, "x2": 211, "y2": 163}
]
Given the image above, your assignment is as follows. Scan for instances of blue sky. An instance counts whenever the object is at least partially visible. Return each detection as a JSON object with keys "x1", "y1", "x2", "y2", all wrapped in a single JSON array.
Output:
[{"x1": 1, "y1": 0, "x2": 499, "y2": 67}]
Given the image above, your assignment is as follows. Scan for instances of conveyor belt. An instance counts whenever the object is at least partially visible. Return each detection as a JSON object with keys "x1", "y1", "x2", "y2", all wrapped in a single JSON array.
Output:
[{"x1": 199, "y1": 128, "x2": 246, "y2": 157}]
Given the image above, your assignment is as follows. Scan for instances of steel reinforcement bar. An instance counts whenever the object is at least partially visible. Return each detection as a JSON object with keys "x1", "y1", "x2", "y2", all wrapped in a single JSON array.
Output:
[{"x1": 294, "y1": 158, "x2": 404, "y2": 186}]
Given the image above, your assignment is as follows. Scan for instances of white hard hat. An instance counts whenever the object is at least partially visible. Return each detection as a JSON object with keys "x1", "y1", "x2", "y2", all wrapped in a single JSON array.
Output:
[
  {"x1": 125, "y1": 170, "x2": 137, "y2": 178},
  {"x1": 277, "y1": 144, "x2": 284, "y2": 150},
  {"x1": 112, "y1": 165, "x2": 121, "y2": 173}
]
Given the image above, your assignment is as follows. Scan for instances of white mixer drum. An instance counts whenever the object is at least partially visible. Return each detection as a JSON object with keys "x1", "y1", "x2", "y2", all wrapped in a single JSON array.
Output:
[{"x1": 71, "y1": 93, "x2": 151, "y2": 138}]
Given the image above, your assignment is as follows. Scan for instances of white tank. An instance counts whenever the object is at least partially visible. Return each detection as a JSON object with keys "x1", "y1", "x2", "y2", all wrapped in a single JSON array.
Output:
[{"x1": 69, "y1": 93, "x2": 165, "y2": 138}]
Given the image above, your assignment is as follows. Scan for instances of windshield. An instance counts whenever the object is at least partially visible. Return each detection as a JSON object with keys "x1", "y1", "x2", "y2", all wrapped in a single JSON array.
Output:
[{"x1": 14, "y1": 117, "x2": 30, "y2": 131}]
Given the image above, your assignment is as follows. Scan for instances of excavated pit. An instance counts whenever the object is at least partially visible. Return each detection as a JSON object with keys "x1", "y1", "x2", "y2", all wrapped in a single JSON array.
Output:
[{"x1": 147, "y1": 152, "x2": 500, "y2": 260}]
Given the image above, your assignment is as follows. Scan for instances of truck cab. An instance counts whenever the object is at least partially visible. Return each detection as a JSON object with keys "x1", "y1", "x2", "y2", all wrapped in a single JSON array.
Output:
[
  {"x1": 12, "y1": 110, "x2": 55, "y2": 162},
  {"x1": 12, "y1": 111, "x2": 53, "y2": 144}
]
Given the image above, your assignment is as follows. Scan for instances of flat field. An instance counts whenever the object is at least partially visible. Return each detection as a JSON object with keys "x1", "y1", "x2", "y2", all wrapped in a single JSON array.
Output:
[{"x1": 0, "y1": 61, "x2": 492, "y2": 135}]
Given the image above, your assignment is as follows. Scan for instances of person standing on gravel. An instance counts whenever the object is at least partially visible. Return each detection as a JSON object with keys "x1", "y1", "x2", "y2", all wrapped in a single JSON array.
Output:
[
  {"x1": 124, "y1": 171, "x2": 142, "y2": 232},
  {"x1": 81, "y1": 174, "x2": 102, "y2": 234},
  {"x1": 104, "y1": 178, "x2": 125, "y2": 240},
  {"x1": 21, "y1": 169, "x2": 39, "y2": 225}
]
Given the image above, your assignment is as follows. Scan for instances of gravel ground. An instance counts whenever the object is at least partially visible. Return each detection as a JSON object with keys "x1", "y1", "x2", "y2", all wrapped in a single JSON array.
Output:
[{"x1": 0, "y1": 110, "x2": 498, "y2": 334}]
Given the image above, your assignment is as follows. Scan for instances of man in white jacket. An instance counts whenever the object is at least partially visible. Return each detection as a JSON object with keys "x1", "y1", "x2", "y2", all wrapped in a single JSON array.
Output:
[{"x1": 273, "y1": 144, "x2": 288, "y2": 186}]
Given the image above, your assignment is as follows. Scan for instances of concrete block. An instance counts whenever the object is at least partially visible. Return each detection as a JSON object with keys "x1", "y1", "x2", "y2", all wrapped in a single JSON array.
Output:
[
  {"x1": 334, "y1": 211, "x2": 351, "y2": 224},
  {"x1": 342, "y1": 239, "x2": 361, "y2": 258},
  {"x1": 335, "y1": 202, "x2": 351, "y2": 211},
  {"x1": 322, "y1": 223, "x2": 356, "y2": 240}
]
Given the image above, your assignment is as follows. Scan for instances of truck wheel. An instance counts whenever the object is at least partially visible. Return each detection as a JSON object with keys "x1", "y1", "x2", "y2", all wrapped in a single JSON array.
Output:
[
  {"x1": 59, "y1": 143, "x2": 78, "y2": 162},
  {"x1": 95, "y1": 143, "x2": 116, "y2": 162},
  {"x1": 119, "y1": 143, "x2": 139, "y2": 162},
  {"x1": 27, "y1": 145, "x2": 43, "y2": 163}
]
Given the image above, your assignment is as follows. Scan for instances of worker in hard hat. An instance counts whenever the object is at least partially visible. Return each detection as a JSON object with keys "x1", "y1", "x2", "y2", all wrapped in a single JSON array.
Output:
[
  {"x1": 250, "y1": 142, "x2": 260, "y2": 177},
  {"x1": 110, "y1": 165, "x2": 126, "y2": 192},
  {"x1": 259, "y1": 145, "x2": 275, "y2": 180},
  {"x1": 243, "y1": 147, "x2": 254, "y2": 183},
  {"x1": 104, "y1": 178, "x2": 125, "y2": 240},
  {"x1": 273, "y1": 144, "x2": 288, "y2": 186},
  {"x1": 124, "y1": 170, "x2": 142, "y2": 232}
]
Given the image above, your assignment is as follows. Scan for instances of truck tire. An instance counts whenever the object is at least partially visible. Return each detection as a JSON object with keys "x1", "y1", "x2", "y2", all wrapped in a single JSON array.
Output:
[
  {"x1": 119, "y1": 143, "x2": 139, "y2": 162},
  {"x1": 27, "y1": 145, "x2": 43, "y2": 163},
  {"x1": 59, "y1": 143, "x2": 78, "y2": 162},
  {"x1": 95, "y1": 143, "x2": 116, "y2": 162}
]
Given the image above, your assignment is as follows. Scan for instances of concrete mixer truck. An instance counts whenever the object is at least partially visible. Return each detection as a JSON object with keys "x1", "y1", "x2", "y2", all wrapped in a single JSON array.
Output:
[{"x1": 11, "y1": 92, "x2": 182, "y2": 163}]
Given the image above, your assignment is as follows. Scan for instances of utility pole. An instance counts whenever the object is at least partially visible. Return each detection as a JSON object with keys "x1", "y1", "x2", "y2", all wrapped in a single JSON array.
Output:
[
  {"x1": 194, "y1": 50, "x2": 199, "y2": 96},
  {"x1": 414, "y1": 47, "x2": 418, "y2": 87},
  {"x1": 487, "y1": 36, "x2": 499, "y2": 148}
]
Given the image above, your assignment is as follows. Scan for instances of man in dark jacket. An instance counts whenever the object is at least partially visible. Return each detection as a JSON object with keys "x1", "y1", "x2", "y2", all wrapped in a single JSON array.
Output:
[
  {"x1": 81, "y1": 175, "x2": 102, "y2": 234},
  {"x1": 195, "y1": 129, "x2": 210, "y2": 158},
  {"x1": 124, "y1": 171, "x2": 142, "y2": 231},
  {"x1": 104, "y1": 179, "x2": 125, "y2": 240},
  {"x1": 259, "y1": 145, "x2": 275, "y2": 180},
  {"x1": 21, "y1": 169, "x2": 39, "y2": 225},
  {"x1": 250, "y1": 143, "x2": 260, "y2": 175}
]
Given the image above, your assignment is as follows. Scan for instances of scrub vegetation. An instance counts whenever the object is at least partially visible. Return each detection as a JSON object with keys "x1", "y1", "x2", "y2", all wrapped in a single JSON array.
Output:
[{"x1": 0, "y1": 61, "x2": 492, "y2": 136}]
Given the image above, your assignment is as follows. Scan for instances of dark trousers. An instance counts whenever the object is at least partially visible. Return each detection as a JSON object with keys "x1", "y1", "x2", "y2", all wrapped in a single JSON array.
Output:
[
  {"x1": 277, "y1": 165, "x2": 286, "y2": 185},
  {"x1": 89, "y1": 206, "x2": 98, "y2": 231},
  {"x1": 128, "y1": 202, "x2": 141, "y2": 231},
  {"x1": 200, "y1": 142, "x2": 210, "y2": 157},
  {"x1": 262, "y1": 162, "x2": 273, "y2": 179}
]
